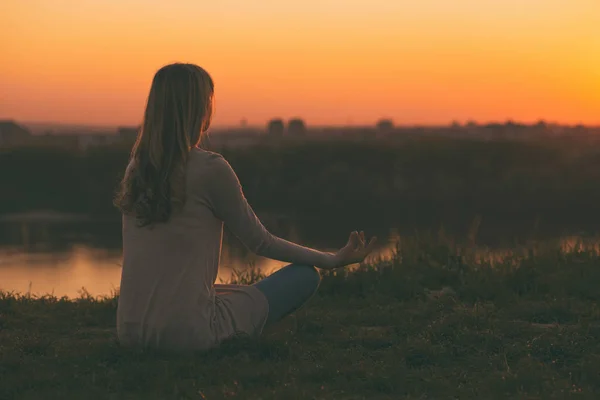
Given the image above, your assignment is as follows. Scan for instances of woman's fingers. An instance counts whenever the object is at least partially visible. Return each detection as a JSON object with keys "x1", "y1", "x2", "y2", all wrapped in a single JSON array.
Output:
[
  {"x1": 347, "y1": 231, "x2": 359, "y2": 250},
  {"x1": 365, "y1": 237, "x2": 377, "y2": 254},
  {"x1": 338, "y1": 232, "x2": 378, "y2": 266},
  {"x1": 346, "y1": 231, "x2": 354, "y2": 245}
]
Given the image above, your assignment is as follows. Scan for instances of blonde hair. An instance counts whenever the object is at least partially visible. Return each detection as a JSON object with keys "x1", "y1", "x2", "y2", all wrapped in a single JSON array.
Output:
[{"x1": 114, "y1": 63, "x2": 214, "y2": 227}]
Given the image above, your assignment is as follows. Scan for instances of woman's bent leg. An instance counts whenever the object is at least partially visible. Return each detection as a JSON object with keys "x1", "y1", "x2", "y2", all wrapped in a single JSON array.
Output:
[{"x1": 252, "y1": 264, "x2": 321, "y2": 325}]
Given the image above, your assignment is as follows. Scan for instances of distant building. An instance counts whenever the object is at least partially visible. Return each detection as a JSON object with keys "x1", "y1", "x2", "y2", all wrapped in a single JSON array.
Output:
[
  {"x1": 267, "y1": 119, "x2": 284, "y2": 136},
  {"x1": 287, "y1": 118, "x2": 307, "y2": 136},
  {"x1": 482, "y1": 123, "x2": 505, "y2": 140},
  {"x1": 0, "y1": 120, "x2": 31, "y2": 147},
  {"x1": 376, "y1": 119, "x2": 394, "y2": 134}
]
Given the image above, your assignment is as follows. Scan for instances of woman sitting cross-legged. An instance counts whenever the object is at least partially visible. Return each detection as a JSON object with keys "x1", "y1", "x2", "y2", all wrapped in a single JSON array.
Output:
[{"x1": 114, "y1": 62, "x2": 377, "y2": 352}]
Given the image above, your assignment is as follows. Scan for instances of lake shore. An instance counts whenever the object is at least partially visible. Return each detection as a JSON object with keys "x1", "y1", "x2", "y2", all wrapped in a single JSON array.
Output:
[{"x1": 1, "y1": 237, "x2": 599, "y2": 398}]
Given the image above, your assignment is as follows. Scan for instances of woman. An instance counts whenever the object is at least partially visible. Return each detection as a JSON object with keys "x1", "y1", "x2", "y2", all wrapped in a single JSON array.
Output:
[{"x1": 114, "y1": 63, "x2": 377, "y2": 352}]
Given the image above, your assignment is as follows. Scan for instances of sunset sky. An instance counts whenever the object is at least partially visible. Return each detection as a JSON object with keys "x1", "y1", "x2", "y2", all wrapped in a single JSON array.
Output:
[{"x1": 1, "y1": 0, "x2": 599, "y2": 127}]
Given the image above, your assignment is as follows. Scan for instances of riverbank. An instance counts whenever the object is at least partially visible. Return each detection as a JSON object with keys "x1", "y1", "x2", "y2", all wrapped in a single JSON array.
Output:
[{"x1": 2, "y1": 237, "x2": 599, "y2": 399}]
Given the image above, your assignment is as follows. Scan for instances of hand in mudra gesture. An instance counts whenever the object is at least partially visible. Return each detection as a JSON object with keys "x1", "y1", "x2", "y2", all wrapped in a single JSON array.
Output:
[{"x1": 330, "y1": 231, "x2": 377, "y2": 269}]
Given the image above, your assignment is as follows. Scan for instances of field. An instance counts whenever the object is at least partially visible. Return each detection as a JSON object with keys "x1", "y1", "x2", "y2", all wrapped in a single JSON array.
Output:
[{"x1": 2, "y1": 236, "x2": 600, "y2": 399}]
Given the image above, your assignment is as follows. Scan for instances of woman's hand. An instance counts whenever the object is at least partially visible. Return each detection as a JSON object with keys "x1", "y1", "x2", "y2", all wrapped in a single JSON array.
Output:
[{"x1": 327, "y1": 231, "x2": 377, "y2": 269}]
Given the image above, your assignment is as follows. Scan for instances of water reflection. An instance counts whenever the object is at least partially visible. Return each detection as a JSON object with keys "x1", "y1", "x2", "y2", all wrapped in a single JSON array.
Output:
[
  {"x1": 1, "y1": 218, "x2": 598, "y2": 299},
  {"x1": 0, "y1": 219, "x2": 401, "y2": 299},
  {"x1": 0, "y1": 246, "x2": 122, "y2": 298},
  {"x1": 0, "y1": 239, "x2": 400, "y2": 299}
]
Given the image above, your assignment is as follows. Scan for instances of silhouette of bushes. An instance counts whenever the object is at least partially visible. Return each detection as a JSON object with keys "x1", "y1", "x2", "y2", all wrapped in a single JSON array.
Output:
[{"x1": 2, "y1": 138, "x2": 600, "y2": 229}]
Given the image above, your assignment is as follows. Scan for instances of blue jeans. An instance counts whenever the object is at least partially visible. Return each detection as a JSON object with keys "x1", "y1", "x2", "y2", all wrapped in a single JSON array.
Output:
[{"x1": 252, "y1": 263, "x2": 321, "y2": 325}]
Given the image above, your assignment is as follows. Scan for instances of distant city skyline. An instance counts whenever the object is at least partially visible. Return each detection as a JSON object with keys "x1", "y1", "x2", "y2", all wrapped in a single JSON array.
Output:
[
  {"x1": 10, "y1": 115, "x2": 600, "y2": 132},
  {"x1": 12, "y1": 118, "x2": 599, "y2": 137},
  {"x1": 1, "y1": 0, "x2": 599, "y2": 126}
]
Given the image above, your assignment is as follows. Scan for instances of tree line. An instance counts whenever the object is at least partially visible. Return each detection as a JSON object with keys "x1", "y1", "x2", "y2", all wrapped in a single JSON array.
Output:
[{"x1": 2, "y1": 137, "x2": 600, "y2": 232}]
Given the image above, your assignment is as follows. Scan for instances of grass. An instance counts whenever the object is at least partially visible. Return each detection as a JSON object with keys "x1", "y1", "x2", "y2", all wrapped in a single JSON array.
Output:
[{"x1": 2, "y1": 235, "x2": 600, "y2": 399}]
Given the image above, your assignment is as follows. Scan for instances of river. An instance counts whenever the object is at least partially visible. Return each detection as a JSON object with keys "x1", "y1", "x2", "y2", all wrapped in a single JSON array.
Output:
[
  {"x1": 0, "y1": 213, "x2": 596, "y2": 298},
  {"x1": 0, "y1": 214, "x2": 402, "y2": 298}
]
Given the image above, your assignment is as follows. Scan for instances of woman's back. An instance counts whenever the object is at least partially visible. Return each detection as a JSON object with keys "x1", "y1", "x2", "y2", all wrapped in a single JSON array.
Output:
[{"x1": 117, "y1": 149, "x2": 269, "y2": 351}]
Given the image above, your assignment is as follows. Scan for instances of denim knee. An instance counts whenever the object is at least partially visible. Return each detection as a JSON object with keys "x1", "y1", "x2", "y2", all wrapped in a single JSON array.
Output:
[{"x1": 296, "y1": 264, "x2": 321, "y2": 292}]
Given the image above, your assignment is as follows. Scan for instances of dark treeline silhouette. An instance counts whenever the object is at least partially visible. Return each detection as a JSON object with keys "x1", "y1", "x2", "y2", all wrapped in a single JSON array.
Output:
[{"x1": 3, "y1": 137, "x2": 600, "y2": 234}]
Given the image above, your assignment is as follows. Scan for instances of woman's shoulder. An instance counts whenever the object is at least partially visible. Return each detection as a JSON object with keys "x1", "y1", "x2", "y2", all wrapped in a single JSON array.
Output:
[
  {"x1": 190, "y1": 147, "x2": 225, "y2": 165},
  {"x1": 188, "y1": 147, "x2": 234, "y2": 176},
  {"x1": 190, "y1": 146, "x2": 220, "y2": 160},
  {"x1": 187, "y1": 148, "x2": 240, "y2": 196}
]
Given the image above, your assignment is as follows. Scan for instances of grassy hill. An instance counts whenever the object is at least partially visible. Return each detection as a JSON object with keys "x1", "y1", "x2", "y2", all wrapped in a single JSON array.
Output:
[{"x1": 2, "y1": 236, "x2": 599, "y2": 399}]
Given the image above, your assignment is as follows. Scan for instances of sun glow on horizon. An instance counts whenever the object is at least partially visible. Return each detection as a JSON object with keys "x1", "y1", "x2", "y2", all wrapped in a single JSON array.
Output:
[{"x1": 1, "y1": 0, "x2": 599, "y2": 127}]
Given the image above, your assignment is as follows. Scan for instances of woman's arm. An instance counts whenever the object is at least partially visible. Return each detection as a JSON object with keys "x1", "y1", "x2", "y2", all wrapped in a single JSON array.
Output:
[{"x1": 204, "y1": 154, "x2": 338, "y2": 269}]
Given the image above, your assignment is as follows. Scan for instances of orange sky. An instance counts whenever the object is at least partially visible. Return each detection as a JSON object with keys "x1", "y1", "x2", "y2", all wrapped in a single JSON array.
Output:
[{"x1": 1, "y1": 0, "x2": 599, "y2": 127}]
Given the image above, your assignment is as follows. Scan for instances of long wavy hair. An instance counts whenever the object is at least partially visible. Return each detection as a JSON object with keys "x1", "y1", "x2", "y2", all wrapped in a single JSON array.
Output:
[{"x1": 114, "y1": 63, "x2": 214, "y2": 227}]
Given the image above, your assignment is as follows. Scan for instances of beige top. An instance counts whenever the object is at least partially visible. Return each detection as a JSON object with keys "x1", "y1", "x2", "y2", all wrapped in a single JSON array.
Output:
[{"x1": 117, "y1": 148, "x2": 336, "y2": 351}]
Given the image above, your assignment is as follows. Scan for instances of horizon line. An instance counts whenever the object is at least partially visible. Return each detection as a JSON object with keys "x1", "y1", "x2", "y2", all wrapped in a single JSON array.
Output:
[{"x1": 10, "y1": 119, "x2": 600, "y2": 131}]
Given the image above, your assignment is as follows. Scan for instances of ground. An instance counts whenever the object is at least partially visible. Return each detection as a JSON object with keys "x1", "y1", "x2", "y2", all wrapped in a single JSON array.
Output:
[{"x1": 2, "y1": 237, "x2": 600, "y2": 399}]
